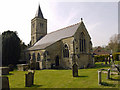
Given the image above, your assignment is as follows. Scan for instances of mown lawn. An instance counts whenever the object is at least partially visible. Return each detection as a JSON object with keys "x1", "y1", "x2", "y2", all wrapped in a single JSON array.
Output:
[{"x1": 6, "y1": 61, "x2": 120, "y2": 88}]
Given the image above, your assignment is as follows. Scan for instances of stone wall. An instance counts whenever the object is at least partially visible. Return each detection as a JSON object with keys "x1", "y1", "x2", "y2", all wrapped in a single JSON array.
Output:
[
  {"x1": 73, "y1": 22, "x2": 93, "y2": 68},
  {"x1": 61, "y1": 37, "x2": 74, "y2": 69},
  {"x1": 26, "y1": 22, "x2": 93, "y2": 69},
  {"x1": 31, "y1": 17, "x2": 47, "y2": 45}
]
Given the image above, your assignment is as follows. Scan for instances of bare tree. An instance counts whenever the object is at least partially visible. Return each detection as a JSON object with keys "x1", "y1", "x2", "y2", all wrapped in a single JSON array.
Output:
[{"x1": 108, "y1": 34, "x2": 120, "y2": 53}]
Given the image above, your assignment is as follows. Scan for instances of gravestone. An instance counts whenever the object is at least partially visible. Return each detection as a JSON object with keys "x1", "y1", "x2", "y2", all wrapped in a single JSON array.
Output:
[
  {"x1": 17, "y1": 64, "x2": 29, "y2": 71},
  {"x1": 107, "y1": 69, "x2": 110, "y2": 79},
  {"x1": 0, "y1": 76, "x2": 10, "y2": 89},
  {"x1": 0, "y1": 67, "x2": 9, "y2": 75},
  {"x1": 25, "y1": 72, "x2": 34, "y2": 87},
  {"x1": 72, "y1": 63, "x2": 78, "y2": 77},
  {"x1": 111, "y1": 62, "x2": 120, "y2": 71},
  {"x1": 98, "y1": 70, "x2": 101, "y2": 85}
]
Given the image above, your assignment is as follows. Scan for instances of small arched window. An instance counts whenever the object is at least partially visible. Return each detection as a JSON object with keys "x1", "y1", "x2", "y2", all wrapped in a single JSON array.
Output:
[
  {"x1": 79, "y1": 32, "x2": 86, "y2": 52},
  {"x1": 32, "y1": 53, "x2": 36, "y2": 61},
  {"x1": 63, "y1": 44, "x2": 69, "y2": 58},
  {"x1": 37, "y1": 53, "x2": 41, "y2": 61},
  {"x1": 28, "y1": 53, "x2": 31, "y2": 60},
  {"x1": 43, "y1": 51, "x2": 49, "y2": 61}
]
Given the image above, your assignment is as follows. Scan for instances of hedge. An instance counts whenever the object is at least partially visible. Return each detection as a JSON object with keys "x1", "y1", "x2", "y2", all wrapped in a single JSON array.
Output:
[
  {"x1": 112, "y1": 52, "x2": 120, "y2": 61},
  {"x1": 94, "y1": 52, "x2": 120, "y2": 62},
  {"x1": 94, "y1": 55, "x2": 109, "y2": 62}
]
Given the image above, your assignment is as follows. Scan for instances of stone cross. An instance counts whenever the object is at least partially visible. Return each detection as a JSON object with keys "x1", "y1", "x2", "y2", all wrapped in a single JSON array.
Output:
[
  {"x1": 107, "y1": 69, "x2": 110, "y2": 79},
  {"x1": 98, "y1": 70, "x2": 101, "y2": 85},
  {"x1": 25, "y1": 72, "x2": 34, "y2": 87},
  {"x1": 72, "y1": 63, "x2": 78, "y2": 77}
]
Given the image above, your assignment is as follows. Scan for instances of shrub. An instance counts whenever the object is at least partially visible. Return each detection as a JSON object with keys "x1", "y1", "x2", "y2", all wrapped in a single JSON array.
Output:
[
  {"x1": 94, "y1": 55, "x2": 109, "y2": 62},
  {"x1": 94, "y1": 52, "x2": 120, "y2": 62},
  {"x1": 112, "y1": 52, "x2": 120, "y2": 61}
]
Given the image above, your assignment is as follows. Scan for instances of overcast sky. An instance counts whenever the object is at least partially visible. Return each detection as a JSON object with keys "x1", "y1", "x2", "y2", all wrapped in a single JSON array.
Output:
[{"x1": 0, "y1": 0, "x2": 119, "y2": 47}]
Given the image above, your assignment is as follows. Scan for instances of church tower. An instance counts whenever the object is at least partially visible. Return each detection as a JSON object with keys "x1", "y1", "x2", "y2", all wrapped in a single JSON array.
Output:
[{"x1": 31, "y1": 4, "x2": 47, "y2": 46}]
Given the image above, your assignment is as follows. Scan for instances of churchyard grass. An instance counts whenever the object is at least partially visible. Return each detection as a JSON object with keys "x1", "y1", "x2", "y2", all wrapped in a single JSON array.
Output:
[{"x1": 6, "y1": 61, "x2": 120, "y2": 88}]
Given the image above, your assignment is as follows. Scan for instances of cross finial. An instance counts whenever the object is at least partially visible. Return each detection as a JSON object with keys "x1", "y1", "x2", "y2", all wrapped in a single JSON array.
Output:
[{"x1": 81, "y1": 18, "x2": 83, "y2": 21}]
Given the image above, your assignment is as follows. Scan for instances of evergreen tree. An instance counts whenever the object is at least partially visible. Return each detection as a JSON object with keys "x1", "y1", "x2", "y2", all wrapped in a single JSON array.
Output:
[{"x1": 2, "y1": 30, "x2": 21, "y2": 66}]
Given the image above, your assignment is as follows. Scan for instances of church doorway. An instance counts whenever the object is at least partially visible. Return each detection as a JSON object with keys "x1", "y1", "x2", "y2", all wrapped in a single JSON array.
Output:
[{"x1": 55, "y1": 56, "x2": 59, "y2": 66}]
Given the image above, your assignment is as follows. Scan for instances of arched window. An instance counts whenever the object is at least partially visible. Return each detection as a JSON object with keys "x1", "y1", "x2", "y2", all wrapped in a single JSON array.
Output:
[
  {"x1": 79, "y1": 32, "x2": 86, "y2": 52},
  {"x1": 43, "y1": 51, "x2": 49, "y2": 61},
  {"x1": 32, "y1": 53, "x2": 36, "y2": 61},
  {"x1": 63, "y1": 44, "x2": 69, "y2": 58},
  {"x1": 28, "y1": 53, "x2": 31, "y2": 60},
  {"x1": 37, "y1": 53, "x2": 41, "y2": 61}
]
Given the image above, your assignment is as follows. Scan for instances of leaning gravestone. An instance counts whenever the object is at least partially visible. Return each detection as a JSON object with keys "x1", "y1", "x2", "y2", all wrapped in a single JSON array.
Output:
[
  {"x1": 0, "y1": 76, "x2": 10, "y2": 89},
  {"x1": 72, "y1": 63, "x2": 78, "y2": 77},
  {"x1": 25, "y1": 72, "x2": 34, "y2": 87}
]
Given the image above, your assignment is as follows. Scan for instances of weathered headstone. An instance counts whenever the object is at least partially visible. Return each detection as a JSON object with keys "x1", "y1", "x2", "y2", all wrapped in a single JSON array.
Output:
[
  {"x1": 111, "y1": 63, "x2": 120, "y2": 72},
  {"x1": 0, "y1": 76, "x2": 10, "y2": 89},
  {"x1": 72, "y1": 63, "x2": 78, "y2": 77},
  {"x1": 0, "y1": 67, "x2": 9, "y2": 75},
  {"x1": 107, "y1": 69, "x2": 110, "y2": 79},
  {"x1": 17, "y1": 64, "x2": 29, "y2": 71},
  {"x1": 98, "y1": 70, "x2": 101, "y2": 85},
  {"x1": 25, "y1": 72, "x2": 34, "y2": 87}
]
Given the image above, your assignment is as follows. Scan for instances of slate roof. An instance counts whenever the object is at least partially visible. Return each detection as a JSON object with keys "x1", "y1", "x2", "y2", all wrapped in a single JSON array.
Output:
[
  {"x1": 28, "y1": 22, "x2": 82, "y2": 51},
  {"x1": 35, "y1": 4, "x2": 44, "y2": 19}
]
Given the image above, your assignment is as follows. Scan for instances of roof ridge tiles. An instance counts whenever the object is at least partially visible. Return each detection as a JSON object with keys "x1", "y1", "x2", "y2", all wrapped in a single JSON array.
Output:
[{"x1": 46, "y1": 22, "x2": 81, "y2": 36}]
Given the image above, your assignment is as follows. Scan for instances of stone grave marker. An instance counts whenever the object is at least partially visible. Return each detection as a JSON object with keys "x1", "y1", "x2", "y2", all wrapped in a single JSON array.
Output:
[
  {"x1": 25, "y1": 72, "x2": 34, "y2": 87},
  {"x1": 72, "y1": 63, "x2": 78, "y2": 77},
  {"x1": 0, "y1": 67, "x2": 9, "y2": 75},
  {"x1": 107, "y1": 69, "x2": 110, "y2": 79},
  {"x1": 17, "y1": 64, "x2": 29, "y2": 71},
  {"x1": 0, "y1": 76, "x2": 10, "y2": 89},
  {"x1": 98, "y1": 70, "x2": 101, "y2": 85},
  {"x1": 110, "y1": 62, "x2": 120, "y2": 75}
]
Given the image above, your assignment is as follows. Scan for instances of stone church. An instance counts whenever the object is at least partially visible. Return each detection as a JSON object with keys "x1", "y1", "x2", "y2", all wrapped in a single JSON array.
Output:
[{"x1": 26, "y1": 5, "x2": 93, "y2": 69}]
